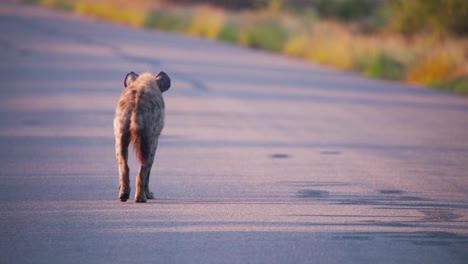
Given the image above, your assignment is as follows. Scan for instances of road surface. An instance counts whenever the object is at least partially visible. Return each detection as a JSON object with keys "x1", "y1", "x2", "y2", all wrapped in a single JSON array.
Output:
[{"x1": 1, "y1": 3, "x2": 467, "y2": 263}]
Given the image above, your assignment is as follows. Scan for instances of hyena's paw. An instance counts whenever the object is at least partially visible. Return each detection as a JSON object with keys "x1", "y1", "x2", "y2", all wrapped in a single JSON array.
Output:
[
  {"x1": 119, "y1": 193, "x2": 130, "y2": 202},
  {"x1": 145, "y1": 190, "x2": 155, "y2": 199},
  {"x1": 135, "y1": 193, "x2": 147, "y2": 203},
  {"x1": 119, "y1": 186, "x2": 130, "y2": 202}
]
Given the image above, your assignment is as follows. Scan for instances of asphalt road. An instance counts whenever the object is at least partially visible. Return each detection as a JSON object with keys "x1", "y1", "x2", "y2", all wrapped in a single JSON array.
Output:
[{"x1": 1, "y1": 3, "x2": 468, "y2": 264}]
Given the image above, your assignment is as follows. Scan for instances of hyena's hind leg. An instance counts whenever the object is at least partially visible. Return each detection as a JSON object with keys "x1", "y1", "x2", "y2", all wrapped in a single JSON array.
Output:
[
  {"x1": 144, "y1": 139, "x2": 159, "y2": 199},
  {"x1": 116, "y1": 133, "x2": 131, "y2": 202},
  {"x1": 135, "y1": 139, "x2": 158, "y2": 202},
  {"x1": 135, "y1": 162, "x2": 150, "y2": 203}
]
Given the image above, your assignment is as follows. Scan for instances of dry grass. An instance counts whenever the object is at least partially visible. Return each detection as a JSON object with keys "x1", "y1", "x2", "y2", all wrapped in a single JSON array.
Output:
[
  {"x1": 73, "y1": 2, "x2": 146, "y2": 26},
  {"x1": 188, "y1": 6, "x2": 225, "y2": 39}
]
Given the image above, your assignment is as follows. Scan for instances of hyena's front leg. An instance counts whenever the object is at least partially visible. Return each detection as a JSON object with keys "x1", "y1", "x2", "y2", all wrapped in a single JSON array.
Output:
[{"x1": 116, "y1": 135, "x2": 131, "y2": 202}]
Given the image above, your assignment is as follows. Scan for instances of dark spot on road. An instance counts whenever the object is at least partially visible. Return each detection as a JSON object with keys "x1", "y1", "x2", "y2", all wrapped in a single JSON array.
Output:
[
  {"x1": 270, "y1": 153, "x2": 289, "y2": 159},
  {"x1": 390, "y1": 232, "x2": 468, "y2": 247},
  {"x1": 379, "y1": 189, "x2": 404, "y2": 195},
  {"x1": 297, "y1": 189, "x2": 329, "y2": 198},
  {"x1": 281, "y1": 181, "x2": 350, "y2": 187},
  {"x1": 332, "y1": 235, "x2": 372, "y2": 241},
  {"x1": 400, "y1": 196, "x2": 424, "y2": 201}
]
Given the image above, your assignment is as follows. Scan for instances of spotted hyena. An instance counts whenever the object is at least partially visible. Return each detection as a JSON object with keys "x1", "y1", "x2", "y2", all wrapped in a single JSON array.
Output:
[{"x1": 114, "y1": 71, "x2": 170, "y2": 202}]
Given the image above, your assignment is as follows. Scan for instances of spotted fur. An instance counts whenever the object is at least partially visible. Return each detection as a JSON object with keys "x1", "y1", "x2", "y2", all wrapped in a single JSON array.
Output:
[{"x1": 114, "y1": 71, "x2": 170, "y2": 202}]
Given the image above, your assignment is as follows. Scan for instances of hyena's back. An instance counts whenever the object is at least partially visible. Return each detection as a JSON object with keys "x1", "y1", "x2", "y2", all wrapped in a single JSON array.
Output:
[{"x1": 114, "y1": 73, "x2": 165, "y2": 165}]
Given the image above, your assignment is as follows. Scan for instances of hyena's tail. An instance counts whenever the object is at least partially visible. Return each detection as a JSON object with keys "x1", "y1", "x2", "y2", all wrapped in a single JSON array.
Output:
[{"x1": 129, "y1": 107, "x2": 150, "y2": 165}]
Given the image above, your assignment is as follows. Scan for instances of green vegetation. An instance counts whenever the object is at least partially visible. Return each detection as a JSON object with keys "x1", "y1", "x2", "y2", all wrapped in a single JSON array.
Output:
[
  {"x1": 144, "y1": 9, "x2": 191, "y2": 32},
  {"x1": 432, "y1": 77, "x2": 468, "y2": 96},
  {"x1": 217, "y1": 22, "x2": 239, "y2": 43},
  {"x1": 239, "y1": 18, "x2": 289, "y2": 52},
  {"x1": 315, "y1": 0, "x2": 374, "y2": 21},
  {"x1": 365, "y1": 53, "x2": 406, "y2": 80},
  {"x1": 23, "y1": 0, "x2": 468, "y2": 96}
]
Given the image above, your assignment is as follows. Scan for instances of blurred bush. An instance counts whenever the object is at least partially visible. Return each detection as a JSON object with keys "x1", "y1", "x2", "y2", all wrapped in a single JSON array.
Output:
[
  {"x1": 144, "y1": 9, "x2": 191, "y2": 32},
  {"x1": 283, "y1": 34, "x2": 309, "y2": 57},
  {"x1": 305, "y1": 23, "x2": 355, "y2": 70},
  {"x1": 239, "y1": 18, "x2": 289, "y2": 52},
  {"x1": 218, "y1": 22, "x2": 240, "y2": 43},
  {"x1": 365, "y1": 53, "x2": 406, "y2": 80},
  {"x1": 388, "y1": 0, "x2": 468, "y2": 36},
  {"x1": 188, "y1": 6, "x2": 225, "y2": 39},
  {"x1": 407, "y1": 48, "x2": 456, "y2": 85},
  {"x1": 315, "y1": 0, "x2": 374, "y2": 21},
  {"x1": 74, "y1": 2, "x2": 145, "y2": 26}
]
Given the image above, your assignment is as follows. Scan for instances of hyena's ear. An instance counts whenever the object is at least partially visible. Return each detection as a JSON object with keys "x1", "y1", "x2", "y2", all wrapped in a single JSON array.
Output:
[
  {"x1": 124, "y1": 72, "x2": 138, "y2": 88},
  {"x1": 156, "y1": 71, "x2": 171, "y2": 93}
]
